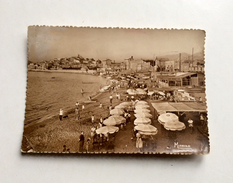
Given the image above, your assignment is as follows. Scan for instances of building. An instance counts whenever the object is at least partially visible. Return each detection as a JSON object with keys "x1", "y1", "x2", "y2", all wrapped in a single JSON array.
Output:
[
  {"x1": 125, "y1": 56, "x2": 151, "y2": 72},
  {"x1": 157, "y1": 72, "x2": 205, "y2": 87}
]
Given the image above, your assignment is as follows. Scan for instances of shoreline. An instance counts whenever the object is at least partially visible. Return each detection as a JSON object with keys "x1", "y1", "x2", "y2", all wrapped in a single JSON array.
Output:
[{"x1": 28, "y1": 69, "x2": 99, "y2": 75}]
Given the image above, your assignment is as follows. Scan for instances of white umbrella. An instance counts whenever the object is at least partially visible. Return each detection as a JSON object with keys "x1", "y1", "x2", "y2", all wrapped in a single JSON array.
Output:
[
  {"x1": 96, "y1": 126, "x2": 119, "y2": 135},
  {"x1": 134, "y1": 108, "x2": 150, "y2": 113},
  {"x1": 158, "y1": 113, "x2": 179, "y2": 125},
  {"x1": 127, "y1": 89, "x2": 137, "y2": 95},
  {"x1": 157, "y1": 91, "x2": 165, "y2": 96},
  {"x1": 136, "y1": 101, "x2": 148, "y2": 105},
  {"x1": 135, "y1": 113, "x2": 152, "y2": 118},
  {"x1": 134, "y1": 118, "x2": 151, "y2": 125},
  {"x1": 110, "y1": 108, "x2": 124, "y2": 115},
  {"x1": 134, "y1": 124, "x2": 158, "y2": 135},
  {"x1": 103, "y1": 115, "x2": 126, "y2": 126},
  {"x1": 163, "y1": 121, "x2": 186, "y2": 131},
  {"x1": 136, "y1": 88, "x2": 147, "y2": 95},
  {"x1": 135, "y1": 105, "x2": 150, "y2": 109}
]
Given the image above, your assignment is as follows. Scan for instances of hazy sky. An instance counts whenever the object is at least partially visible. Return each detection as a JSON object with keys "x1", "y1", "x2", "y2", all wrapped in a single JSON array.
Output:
[{"x1": 28, "y1": 26, "x2": 205, "y2": 62}]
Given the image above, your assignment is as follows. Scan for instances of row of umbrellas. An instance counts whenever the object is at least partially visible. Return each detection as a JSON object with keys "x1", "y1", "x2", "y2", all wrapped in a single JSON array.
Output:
[
  {"x1": 133, "y1": 101, "x2": 158, "y2": 136},
  {"x1": 127, "y1": 88, "x2": 147, "y2": 95},
  {"x1": 158, "y1": 113, "x2": 186, "y2": 131},
  {"x1": 95, "y1": 101, "x2": 133, "y2": 135}
]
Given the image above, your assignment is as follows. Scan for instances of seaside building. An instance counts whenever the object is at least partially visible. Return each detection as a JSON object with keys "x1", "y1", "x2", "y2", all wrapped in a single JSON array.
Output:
[
  {"x1": 156, "y1": 72, "x2": 205, "y2": 87},
  {"x1": 125, "y1": 56, "x2": 151, "y2": 72}
]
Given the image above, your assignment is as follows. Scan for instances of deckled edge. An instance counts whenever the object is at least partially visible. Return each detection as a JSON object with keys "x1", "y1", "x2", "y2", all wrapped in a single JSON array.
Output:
[{"x1": 21, "y1": 26, "x2": 209, "y2": 155}]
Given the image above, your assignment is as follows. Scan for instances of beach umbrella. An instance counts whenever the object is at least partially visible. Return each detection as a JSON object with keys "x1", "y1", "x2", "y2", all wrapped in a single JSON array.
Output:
[
  {"x1": 96, "y1": 126, "x2": 119, "y2": 135},
  {"x1": 127, "y1": 89, "x2": 137, "y2": 95},
  {"x1": 134, "y1": 124, "x2": 158, "y2": 135},
  {"x1": 158, "y1": 113, "x2": 179, "y2": 125},
  {"x1": 134, "y1": 108, "x2": 150, "y2": 114},
  {"x1": 147, "y1": 91, "x2": 154, "y2": 96},
  {"x1": 136, "y1": 101, "x2": 148, "y2": 104},
  {"x1": 135, "y1": 113, "x2": 152, "y2": 118},
  {"x1": 163, "y1": 121, "x2": 186, "y2": 131},
  {"x1": 110, "y1": 108, "x2": 124, "y2": 115},
  {"x1": 135, "y1": 105, "x2": 150, "y2": 109},
  {"x1": 103, "y1": 115, "x2": 126, "y2": 126},
  {"x1": 134, "y1": 118, "x2": 151, "y2": 125},
  {"x1": 157, "y1": 91, "x2": 165, "y2": 96},
  {"x1": 115, "y1": 105, "x2": 125, "y2": 109},
  {"x1": 136, "y1": 88, "x2": 147, "y2": 95}
]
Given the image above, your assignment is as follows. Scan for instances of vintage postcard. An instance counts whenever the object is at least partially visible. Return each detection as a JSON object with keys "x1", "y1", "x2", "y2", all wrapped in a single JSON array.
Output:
[{"x1": 21, "y1": 26, "x2": 209, "y2": 154}]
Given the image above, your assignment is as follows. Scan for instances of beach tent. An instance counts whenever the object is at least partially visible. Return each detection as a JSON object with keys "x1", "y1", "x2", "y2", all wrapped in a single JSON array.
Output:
[
  {"x1": 158, "y1": 113, "x2": 179, "y2": 125},
  {"x1": 103, "y1": 115, "x2": 126, "y2": 126},
  {"x1": 96, "y1": 126, "x2": 119, "y2": 135},
  {"x1": 134, "y1": 124, "x2": 158, "y2": 135},
  {"x1": 163, "y1": 121, "x2": 186, "y2": 131},
  {"x1": 134, "y1": 118, "x2": 151, "y2": 125}
]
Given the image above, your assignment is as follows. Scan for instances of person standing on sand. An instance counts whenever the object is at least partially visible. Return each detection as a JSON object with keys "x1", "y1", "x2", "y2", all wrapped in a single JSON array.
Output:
[
  {"x1": 188, "y1": 118, "x2": 194, "y2": 134},
  {"x1": 91, "y1": 114, "x2": 95, "y2": 123},
  {"x1": 81, "y1": 89, "x2": 84, "y2": 96},
  {"x1": 79, "y1": 131, "x2": 85, "y2": 152},
  {"x1": 110, "y1": 94, "x2": 113, "y2": 104},
  {"x1": 59, "y1": 109, "x2": 63, "y2": 121}
]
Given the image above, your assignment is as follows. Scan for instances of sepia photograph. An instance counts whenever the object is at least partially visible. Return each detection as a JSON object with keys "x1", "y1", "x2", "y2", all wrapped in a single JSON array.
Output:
[{"x1": 21, "y1": 26, "x2": 209, "y2": 154}]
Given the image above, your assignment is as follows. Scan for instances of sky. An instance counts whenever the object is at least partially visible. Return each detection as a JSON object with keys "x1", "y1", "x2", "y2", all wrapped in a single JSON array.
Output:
[{"x1": 28, "y1": 26, "x2": 205, "y2": 62}]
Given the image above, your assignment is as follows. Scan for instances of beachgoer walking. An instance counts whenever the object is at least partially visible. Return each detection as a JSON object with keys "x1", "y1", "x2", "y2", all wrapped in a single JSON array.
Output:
[
  {"x1": 59, "y1": 109, "x2": 63, "y2": 121},
  {"x1": 81, "y1": 89, "x2": 84, "y2": 96},
  {"x1": 79, "y1": 131, "x2": 85, "y2": 152},
  {"x1": 188, "y1": 119, "x2": 194, "y2": 134},
  {"x1": 110, "y1": 95, "x2": 113, "y2": 104},
  {"x1": 91, "y1": 114, "x2": 95, "y2": 123},
  {"x1": 75, "y1": 102, "x2": 79, "y2": 109},
  {"x1": 75, "y1": 108, "x2": 80, "y2": 120}
]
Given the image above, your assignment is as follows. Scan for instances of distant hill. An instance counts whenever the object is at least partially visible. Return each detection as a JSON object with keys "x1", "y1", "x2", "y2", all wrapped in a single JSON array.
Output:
[{"x1": 157, "y1": 52, "x2": 204, "y2": 61}]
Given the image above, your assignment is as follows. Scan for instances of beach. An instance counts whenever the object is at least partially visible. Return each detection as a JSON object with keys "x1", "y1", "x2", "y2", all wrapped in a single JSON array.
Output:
[{"x1": 22, "y1": 72, "x2": 209, "y2": 154}]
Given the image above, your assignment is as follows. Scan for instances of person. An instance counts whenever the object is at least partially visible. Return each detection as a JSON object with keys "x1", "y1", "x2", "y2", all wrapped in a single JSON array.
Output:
[
  {"x1": 79, "y1": 131, "x2": 85, "y2": 152},
  {"x1": 131, "y1": 95, "x2": 134, "y2": 101},
  {"x1": 116, "y1": 93, "x2": 120, "y2": 100},
  {"x1": 59, "y1": 109, "x2": 63, "y2": 121},
  {"x1": 86, "y1": 138, "x2": 91, "y2": 152},
  {"x1": 91, "y1": 114, "x2": 95, "y2": 123},
  {"x1": 89, "y1": 96, "x2": 92, "y2": 101},
  {"x1": 138, "y1": 137, "x2": 143, "y2": 152},
  {"x1": 99, "y1": 115, "x2": 103, "y2": 128},
  {"x1": 188, "y1": 118, "x2": 194, "y2": 134},
  {"x1": 126, "y1": 95, "x2": 129, "y2": 101},
  {"x1": 81, "y1": 88, "x2": 84, "y2": 96},
  {"x1": 62, "y1": 145, "x2": 67, "y2": 152},
  {"x1": 136, "y1": 133, "x2": 142, "y2": 151},
  {"x1": 200, "y1": 113, "x2": 205, "y2": 126},
  {"x1": 75, "y1": 108, "x2": 80, "y2": 120},
  {"x1": 91, "y1": 126, "x2": 96, "y2": 141},
  {"x1": 109, "y1": 94, "x2": 113, "y2": 104},
  {"x1": 82, "y1": 104, "x2": 85, "y2": 111},
  {"x1": 99, "y1": 102, "x2": 103, "y2": 108},
  {"x1": 75, "y1": 102, "x2": 79, "y2": 109}
]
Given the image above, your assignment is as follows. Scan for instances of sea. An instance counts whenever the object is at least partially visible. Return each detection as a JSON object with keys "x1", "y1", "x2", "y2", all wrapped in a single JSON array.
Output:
[{"x1": 24, "y1": 71, "x2": 107, "y2": 125}]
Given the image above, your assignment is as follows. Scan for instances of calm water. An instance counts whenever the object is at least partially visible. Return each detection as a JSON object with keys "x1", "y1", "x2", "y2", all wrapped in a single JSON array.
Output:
[{"x1": 25, "y1": 71, "x2": 107, "y2": 125}]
